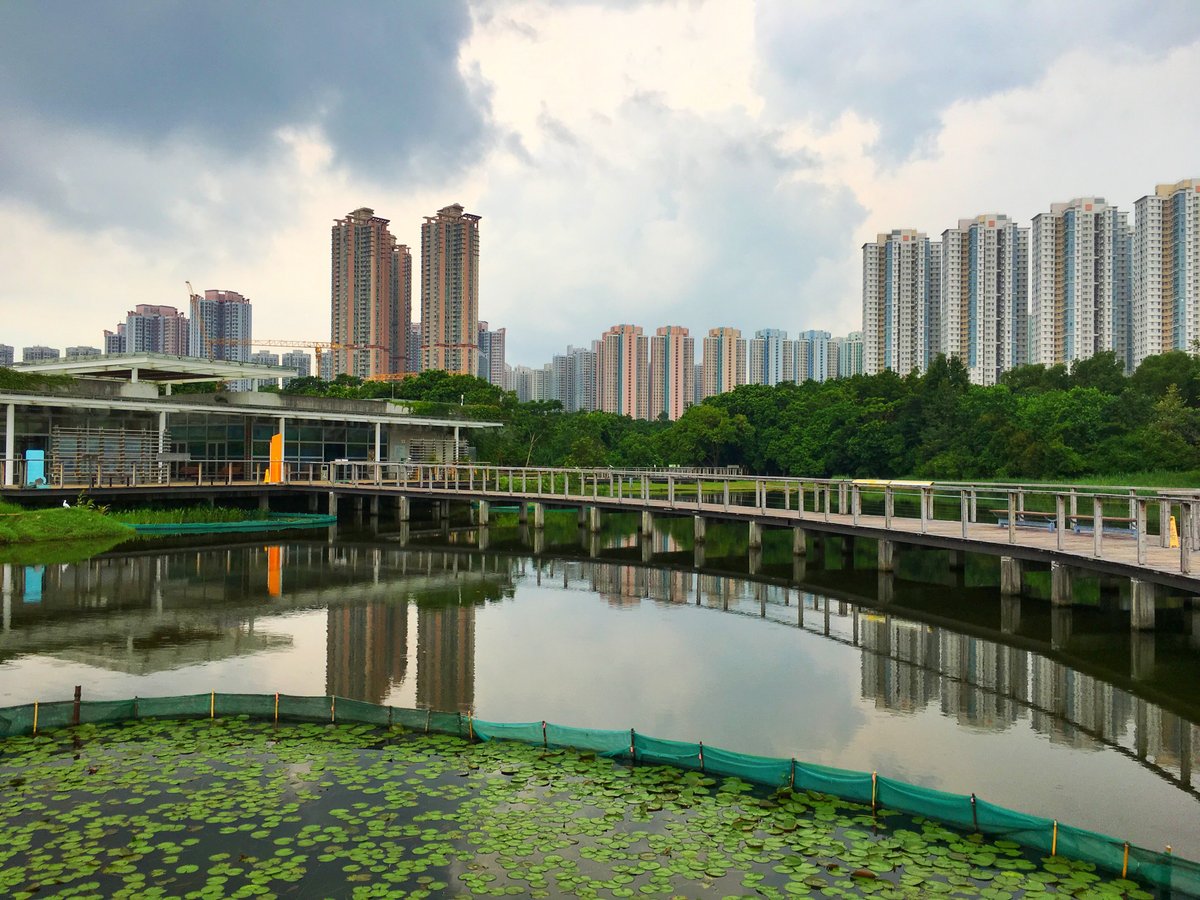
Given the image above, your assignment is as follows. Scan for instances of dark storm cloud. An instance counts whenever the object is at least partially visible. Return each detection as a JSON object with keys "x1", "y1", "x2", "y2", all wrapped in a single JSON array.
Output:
[
  {"x1": 0, "y1": 1, "x2": 490, "y2": 179},
  {"x1": 758, "y1": 0, "x2": 1200, "y2": 160}
]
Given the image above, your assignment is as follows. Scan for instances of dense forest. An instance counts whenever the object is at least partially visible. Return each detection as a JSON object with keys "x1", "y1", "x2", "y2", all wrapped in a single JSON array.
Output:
[{"x1": 280, "y1": 351, "x2": 1200, "y2": 480}]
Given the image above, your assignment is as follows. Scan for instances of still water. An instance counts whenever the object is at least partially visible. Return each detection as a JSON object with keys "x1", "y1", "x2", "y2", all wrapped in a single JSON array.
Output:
[{"x1": 1, "y1": 513, "x2": 1198, "y2": 859}]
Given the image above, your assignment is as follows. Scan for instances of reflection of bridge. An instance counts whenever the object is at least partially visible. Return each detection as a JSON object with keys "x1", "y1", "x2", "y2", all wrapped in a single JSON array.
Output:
[{"x1": 521, "y1": 554, "x2": 1198, "y2": 802}]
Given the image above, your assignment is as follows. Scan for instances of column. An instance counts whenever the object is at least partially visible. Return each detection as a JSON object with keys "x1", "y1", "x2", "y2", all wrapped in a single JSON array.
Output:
[
  {"x1": 748, "y1": 546, "x2": 761, "y2": 576},
  {"x1": 877, "y1": 539, "x2": 895, "y2": 573},
  {"x1": 1050, "y1": 561, "x2": 1072, "y2": 606},
  {"x1": 694, "y1": 515, "x2": 706, "y2": 543},
  {"x1": 1130, "y1": 579, "x2": 1157, "y2": 630},
  {"x1": 327, "y1": 492, "x2": 338, "y2": 516},
  {"x1": 693, "y1": 543, "x2": 705, "y2": 569},
  {"x1": 3, "y1": 403, "x2": 13, "y2": 487},
  {"x1": 278, "y1": 416, "x2": 287, "y2": 482},
  {"x1": 585, "y1": 506, "x2": 601, "y2": 532},
  {"x1": 1000, "y1": 557, "x2": 1022, "y2": 596},
  {"x1": 640, "y1": 510, "x2": 653, "y2": 534},
  {"x1": 531, "y1": 502, "x2": 545, "y2": 529},
  {"x1": 368, "y1": 496, "x2": 380, "y2": 518},
  {"x1": 258, "y1": 494, "x2": 269, "y2": 513},
  {"x1": 477, "y1": 500, "x2": 490, "y2": 526},
  {"x1": 793, "y1": 527, "x2": 808, "y2": 556},
  {"x1": 947, "y1": 549, "x2": 965, "y2": 570},
  {"x1": 374, "y1": 422, "x2": 382, "y2": 465},
  {"x1": 1130, "y1": 632, "x2": 1156, "y2": 681},
  {"x1": 1000, "y1": 596, "x2": 1021, "y2": 634},
  {"x1": 877, "y1": 571, "x2": 895, "y2": 605},
  {"x1": 748, "y1": 520, "x2": 762, "y2": 549},
  {"x1": 396, "y1": 496, "x2": 410, "y2": 522},
  {"x1": 478, "y1": 525, "x2": 490, "y2": 551}
]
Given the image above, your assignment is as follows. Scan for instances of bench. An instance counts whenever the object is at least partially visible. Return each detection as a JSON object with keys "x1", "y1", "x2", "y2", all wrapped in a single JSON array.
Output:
[
  {"x1": 1067, "y1": 515, "x2": 1138, "y2": 537},
  {"x1": 989, "y1": 509, "x2": 1057, "y2": 531}
]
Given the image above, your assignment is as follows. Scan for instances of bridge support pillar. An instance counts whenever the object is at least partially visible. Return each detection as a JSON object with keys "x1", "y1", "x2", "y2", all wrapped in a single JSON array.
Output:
[
  {"x1": 327, "y1": 492, "x2": 338, "y2": 516},
  {"x1": 748, "y1": 546, "x2": 761, "y2": 576},
  {"x1": 1051, "y1": 607, "x2": 1073, "y2": 651},
  {"x1": 640, "y1": 509, "x2": 653, "y2": 534},
  {"x1": 947, "y1": 549, "x2": 965, "y2": 570},
  {"x1": 1000, "y1": 557, "x2": 1022, "y2": 596},
  {"x1": 792, "y1": 555, "x2": 806, "y2": 583},
  {"x1": 430, "y1": 500, "x2": 442, "y2": 523},
  {"x1": 1050, "y1": 561, "x2": 1072, "y2": 606},
  {"x1": 877, "y1": 539, "x2": 896, "y2": 573},
  {"x1": 588, "y1": 532, "x2": 601, "y2": 559},
  {"x1": 877, "y1": 571, "x2": 894, "y2": 605},
  {"x1": 1000, "y1": 595, "x2": 1021, "y2": 634},
  {"x1": 477, "y1": 500, "x2": 490, "y2": 527},
  {"x1": 352, "y1": 495, "x2": 364, "y2": 513},
  {"x1": 307, "y1": 493, "x2": 319, "y2": 513},
  {"x1": 1130, "y1": 632, "x2": 1156, "y2": 681},
  {"x1": 748, "y1": 520, "x2": 762, "y2": 549},
  {"x1": 694, "y1": 515, "x2": 706, "y2": 543},
  {"x1": 793, "y1": 527, "x2": 807, "y2": 556},
  {"x1": 395, "y1": 496, "x2": 410, "y2": 522},
  {"x1": 641, "y1": 534, "x2": 653, "y2": 564},
  {"x1": 584, "y1": 506, "x2": 601, "y2": 532},
  {"x1": 478, "y1": 525, "x2": 489, "y2": 551},
  {"x1": 368, "y1": 496, "x2": 380, "y2": 518},
  {"x1": 532, "y1": 528, "x2": 545, "y2": 554},
  {"x1": 531, "y1": 502, "x2": 545, "y2": 529},
  {"x1": 259, "y1": 494, "x2": 269, "y2": 512},
  {"x1": 1130, "y1": 579, "x2": 1157, "y2": 630},
  {"x1": 693, "y1": 543, "x2": 705, "y2": 569},
  {"x1": 518, "y1": 503, "x2": 528, "y2": 525}
]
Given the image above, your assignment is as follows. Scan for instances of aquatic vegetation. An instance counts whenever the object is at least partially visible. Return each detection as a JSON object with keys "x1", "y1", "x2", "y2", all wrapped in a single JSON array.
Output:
[{"x1": 0, "y1": 718, "x2": 1157, "y2": 898}]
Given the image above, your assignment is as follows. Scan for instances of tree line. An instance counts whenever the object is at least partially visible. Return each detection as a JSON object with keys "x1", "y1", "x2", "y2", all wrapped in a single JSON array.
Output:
[{"x1": 280, "y1": 352, "x2": 1200, "y2": 479}]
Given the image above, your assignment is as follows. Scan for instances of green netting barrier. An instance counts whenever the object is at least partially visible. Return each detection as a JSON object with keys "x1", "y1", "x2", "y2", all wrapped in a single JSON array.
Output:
[
  {"x1": 701, "y1": 745, "x2": 792, "y2": 788},
  {"x1": 793, "y1": 760, "x2": 874, "y2": 805},
  {"x1": 544, "y1": 723, "x2": 630, "y2": 757},
  {"x1": 633, "y1": 733, "x2": 702, "y2": 771},
  {"x1": 2, "y1": 692, "x2": 1197, "y2": 896},
  {"x1": 136, "y1": 693, "x2": 213, "y2": 720},
  {"x1": 876, "y1": 776, "x2": 976, "y2": 831}
]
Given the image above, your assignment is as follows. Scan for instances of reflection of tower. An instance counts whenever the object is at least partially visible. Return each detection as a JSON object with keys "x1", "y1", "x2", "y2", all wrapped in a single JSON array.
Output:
[
  {"x1": 416, "y1": 604, "x2": 475, "y2": 713},
  {"x1": 938, "y1": 632, "x2": 1023, "y2": 730},
  {"x1": 326, "y1": 600, "x2": 409, "y2": 704},
  {"x1": 859, "y1": 616, "x2": 938, "y2": 713}
]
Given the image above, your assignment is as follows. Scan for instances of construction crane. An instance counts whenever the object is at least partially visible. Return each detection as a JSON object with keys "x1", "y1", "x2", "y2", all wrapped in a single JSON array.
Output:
[
  {"x1": 364, "y1": 372, "x2": 416, "y2": 383},
  {"x1": 210, "y1": 339, "x2": 388, "y2": 376}
]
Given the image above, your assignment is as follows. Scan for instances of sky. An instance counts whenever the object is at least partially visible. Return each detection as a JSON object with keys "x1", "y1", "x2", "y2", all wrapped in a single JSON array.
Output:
[{"x1": 2, "y1": 0, "x2": 1199, "y2": 367}]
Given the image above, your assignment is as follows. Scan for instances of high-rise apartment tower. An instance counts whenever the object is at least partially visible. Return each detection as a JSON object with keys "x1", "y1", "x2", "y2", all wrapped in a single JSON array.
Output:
[{"x1": 421, "y1": 203, "x2": 481, "y2": 375}]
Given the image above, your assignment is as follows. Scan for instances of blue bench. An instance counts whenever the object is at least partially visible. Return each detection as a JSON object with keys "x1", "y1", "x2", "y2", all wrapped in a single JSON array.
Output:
[{"x1": 990, "y1": 510, "x2": 1057, "y2": 531}]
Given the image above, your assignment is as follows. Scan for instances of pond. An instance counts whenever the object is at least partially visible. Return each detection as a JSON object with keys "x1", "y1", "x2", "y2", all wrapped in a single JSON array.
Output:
[{"x1": 1, "y1": 511, "x2": 1197, "y2": 862}]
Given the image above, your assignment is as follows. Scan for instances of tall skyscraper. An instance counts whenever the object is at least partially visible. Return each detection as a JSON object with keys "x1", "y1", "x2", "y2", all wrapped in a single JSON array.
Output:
[
  {"x1": 477, "y1": 321, "x2": 506, "y2": 386},
  {"x1": 1132, "y1": 178, "x2": 1200, "y2": 368},
  {"x1": 941, "y1": 215, "x2": 1028, "y2": 385},
  {"x1": 189, "y1": 290, "x2": 252, "y2": 362},
  {"x1": 1032, "y1": 198, "x2": 1131, "y2": 369},
  {"x1": 834, "y1": 332, "x2": 865, "y2": 378},
  {"x1": 782, "y1": 337, "x2": 810, "y2": 383},
  {"x1": 407, "y1": 323, "x2": 422, "y2": 375},
  {"x1": 649, "y1": 325, "x2": 694, "y2": 421},
  {"x1": 421, "y1": 203, "x2": 481, "y2": 375},
  {"x1": 748, "y1": 329, "x2": 786, "y2": 386},
  {"x1": 863, "y1": 229, "x2": 941, "y2": 376},
  {"x1": 113, "y1": 304, "x2": 189, "y2": 356},
  {"x1": 701, "y1": 327, "x2": 746, "y2": 399},
  {"x1": 551, "y1": 345, "x2": 597, "y2": 412},
  {"x1": 797, "y1": 329, "x2": 833, "y2": 382},
  {"x1": 330, "y1": 207, "x2": 410, "y2": 378},
  {"x1": 598, "y1": 324, "x2": 649, "y2": 419}
]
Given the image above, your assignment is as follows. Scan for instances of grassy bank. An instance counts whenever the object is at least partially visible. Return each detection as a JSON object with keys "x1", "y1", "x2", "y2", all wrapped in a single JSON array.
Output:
[
  {"x1": 0, "y1": 501, "x2": 134, "y2": 546},
  {"x1": 114, "y1": 506, "x2": 259, "y2": 525}
]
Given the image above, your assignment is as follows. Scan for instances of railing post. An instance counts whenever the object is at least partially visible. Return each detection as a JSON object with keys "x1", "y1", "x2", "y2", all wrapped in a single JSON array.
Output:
[
  {"x1": 960, "y1": 489, "x2": 969, "y2": 539},
  {"x1": 884, "y1": 487, "x2": 893, "y2": 529},
  {"x1": 1136, "y1": 498, "x2": 1148, "y2": 565},
  {"x1": 920, "y1": 487, "x2": 929, "y2": 534},
  {"x1": 668, "y1": 475, "x2": 675, "y2": 507},
  {"x1": 1159, "y1": 498, "x2": 1171, "y2": 548},
  {"x1": 970, "y1": 488, "x2": 977, "y2": 523},
  {"x1": 852, "y1": 483, "x2": 860, "y2": 525},
  {"x1": 1128, "y1": 488, "x2": 1136, "y2": 522},
  {"x1": 1093, "y1": 496, "x2": 1103, "y2": 558},
  {"x1": 723, "y1": 481, "x2": 729, "y2": 511},
  {"x1": 823, "y1": 484, "x2": 831, "y2": 523},
  {"x1": 1181, "y1": 503, "x2": 1191, "y2": 575},
  {"x1": 1007, "y1": 491, "x2": 1016, "y2": 544},
  {"x1": 1055, "y1": 493, "x2": 1065, "y2": 550}
]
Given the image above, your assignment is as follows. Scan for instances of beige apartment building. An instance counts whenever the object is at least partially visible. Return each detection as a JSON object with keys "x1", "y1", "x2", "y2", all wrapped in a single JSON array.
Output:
[{"x1": 421, "y1": 203, "x2": 481, "y2": 375}]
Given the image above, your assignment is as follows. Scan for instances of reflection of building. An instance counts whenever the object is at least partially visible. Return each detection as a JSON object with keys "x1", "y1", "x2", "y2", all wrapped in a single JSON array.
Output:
[
  {"x1": 326, "y1": 600, "x2": 409, "y2": 704},
  {"x1": 416, "y1": 604, "x2": 475, "y2": 713},
  {"x1": 938, "y1": 633, "x2": 1024, "y2": 729},
  {"x1": 591, "y1": 563, "x2": 646, "y2": 608},
  {"x1": 859, "y1": 616, "x2": 939, "y2": 713}
]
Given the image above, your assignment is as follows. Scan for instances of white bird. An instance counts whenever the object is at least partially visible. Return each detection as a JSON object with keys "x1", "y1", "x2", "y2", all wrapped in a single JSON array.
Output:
[{"x1": 62, "y1": 500, "x2": 70, "y2": 508}]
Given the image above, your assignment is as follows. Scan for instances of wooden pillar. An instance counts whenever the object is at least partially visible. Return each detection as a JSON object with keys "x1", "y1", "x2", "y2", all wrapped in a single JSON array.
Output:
[
  {"x1": 694, "y1": 515, "x2": 706, "y2": 543},
  {"x1": 1130, "y1": 579, "x2": 1157, "y2": 631},
  {"x1": 877, "y1": 539, "x2": 895, "y2": 573},
  {"x1": 748, "y1": 520, "x2": 762, "y2": 549},
  {"x1": 640, "y1": 509, "x2": 653, "y2": 534},
  {"x1": 477, "y1": 500, "x2": 489, "y2": 527},
  {"x1": 531, "y1": 502, "x2": 545, "y2": 529},
  {"x1": 1000, "y1": 556, "x2": 1022, "y2": 596},
  {"x1": 793, "y1": 526, "x2": 807, "y2": 556},
  {"x1": 396, "y1": 495, "x2": 410, "y2": 522},
  {"x1": 368, "y1": 496, "x2": 380, "y2": 518},
  {"x1": 327, "y1": 492, "x2": 338, "y2": 516},
  {"x1": 1050, "y1": 561, "x2": 1072, "y2": 606}
]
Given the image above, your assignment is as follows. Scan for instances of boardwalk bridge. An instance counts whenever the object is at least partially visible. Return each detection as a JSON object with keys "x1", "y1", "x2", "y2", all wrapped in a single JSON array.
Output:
[{"x1": 8, "y1": 463, "x2": 1198, "y2": 631}]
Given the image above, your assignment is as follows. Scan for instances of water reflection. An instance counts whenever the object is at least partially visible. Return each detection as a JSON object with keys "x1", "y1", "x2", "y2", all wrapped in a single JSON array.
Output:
[{"x1": 0, "y1": 541, "x2": 1197, "y2": 854}]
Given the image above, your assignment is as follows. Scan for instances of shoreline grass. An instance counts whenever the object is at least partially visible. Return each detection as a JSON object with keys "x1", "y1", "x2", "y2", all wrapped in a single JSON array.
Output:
[{"x1": 0, "y1": 501, "x2": 133, "y2": 546}]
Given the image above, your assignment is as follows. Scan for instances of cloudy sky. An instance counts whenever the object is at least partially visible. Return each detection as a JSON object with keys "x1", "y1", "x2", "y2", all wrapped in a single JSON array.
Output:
[{"x1": 2, "y1": 1, "x2": 1199, "y2": 366}]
